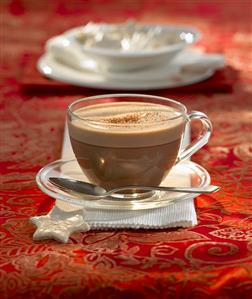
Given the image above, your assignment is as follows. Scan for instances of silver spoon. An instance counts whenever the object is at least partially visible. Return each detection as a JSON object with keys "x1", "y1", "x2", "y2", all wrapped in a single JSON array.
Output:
[{"x1": 49, "y1": 177, "x2": 220, "y2": 199}]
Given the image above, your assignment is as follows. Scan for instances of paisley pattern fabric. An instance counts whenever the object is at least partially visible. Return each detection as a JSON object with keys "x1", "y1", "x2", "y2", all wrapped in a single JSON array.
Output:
[{"x1": 0, "y1": 0, "x2": 252, "y2": 298}]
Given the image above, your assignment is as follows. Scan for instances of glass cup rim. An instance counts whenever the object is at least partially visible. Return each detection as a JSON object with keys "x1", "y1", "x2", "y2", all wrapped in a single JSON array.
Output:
[{"x1": 68, "y1": 93, "x2": 187, "y2": 125}]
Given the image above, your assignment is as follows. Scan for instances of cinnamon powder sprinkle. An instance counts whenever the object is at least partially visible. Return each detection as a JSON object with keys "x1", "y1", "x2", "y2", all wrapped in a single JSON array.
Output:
[{"x1": 106, "y1": 114, "x2": 141, "y2": 124}]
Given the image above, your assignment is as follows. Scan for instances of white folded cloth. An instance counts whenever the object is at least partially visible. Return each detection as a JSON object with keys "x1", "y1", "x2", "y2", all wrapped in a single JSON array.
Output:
[
  {"x1": 55, "y1": 198, "x2": 197, "y2": 230},
  {"x1": 45, "y1": 35, "x2": 225, "y2": 81}
]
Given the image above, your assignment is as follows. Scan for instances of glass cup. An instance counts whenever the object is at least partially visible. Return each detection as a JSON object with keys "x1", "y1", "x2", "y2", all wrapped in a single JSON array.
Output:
[{"x1": 67, "y1": 94, "x2": 212, "y2": 199}]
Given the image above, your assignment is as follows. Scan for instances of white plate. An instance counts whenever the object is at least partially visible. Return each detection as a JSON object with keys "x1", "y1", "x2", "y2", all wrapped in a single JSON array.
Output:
[
  {"x1": 37, "y1": 50, "x2": 214, "y2": 90},
  {"x1": 36, "y1": 159, "x2": 210, "y2": 211}
]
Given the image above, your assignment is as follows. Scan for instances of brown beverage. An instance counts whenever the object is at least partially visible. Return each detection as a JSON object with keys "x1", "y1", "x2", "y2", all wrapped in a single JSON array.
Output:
[{"x1": 68, "y1": 101, "x2": 186, "y2": 190}]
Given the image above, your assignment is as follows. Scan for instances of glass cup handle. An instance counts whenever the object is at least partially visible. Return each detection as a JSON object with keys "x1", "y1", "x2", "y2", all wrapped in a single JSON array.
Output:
[{"x1": 176, "y1": 111, "x2": 212, "y2": 164}]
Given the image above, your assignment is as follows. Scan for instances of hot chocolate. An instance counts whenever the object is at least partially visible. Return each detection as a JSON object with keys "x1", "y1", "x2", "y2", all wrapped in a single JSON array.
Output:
[{"x1": 68, "y1": 101, "x2": 186, "y2": 190}]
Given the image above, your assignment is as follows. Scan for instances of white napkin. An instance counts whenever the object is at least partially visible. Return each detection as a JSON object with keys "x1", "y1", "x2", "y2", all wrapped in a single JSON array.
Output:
[
  {"x1": 55, "y1": 198, "x2": 197, "y2": 230},
  {"x1": 46, "y1": 35, "x2": 225, "y2": 81}
]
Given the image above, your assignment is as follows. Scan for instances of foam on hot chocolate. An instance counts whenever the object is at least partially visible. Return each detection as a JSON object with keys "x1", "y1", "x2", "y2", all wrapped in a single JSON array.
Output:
[{"x1": 68, "y1": 102, "x2": 186, "y2": 147}]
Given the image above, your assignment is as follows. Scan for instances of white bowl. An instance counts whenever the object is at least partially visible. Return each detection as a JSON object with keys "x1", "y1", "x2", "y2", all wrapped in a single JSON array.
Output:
[{"x1": 63, "y1": 23, "x2": 200, "y2": 72}]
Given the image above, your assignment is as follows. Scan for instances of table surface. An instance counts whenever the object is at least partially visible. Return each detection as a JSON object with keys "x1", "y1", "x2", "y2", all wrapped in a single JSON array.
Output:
[{"x1": 1, "y1": 0, "x2": 252, "y2": 298}]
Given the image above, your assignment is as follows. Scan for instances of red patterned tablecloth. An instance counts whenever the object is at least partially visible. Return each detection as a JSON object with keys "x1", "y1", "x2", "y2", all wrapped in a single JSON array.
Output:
[{"x1": 1, "y1": 1, "x2": 252, "y2": 298}]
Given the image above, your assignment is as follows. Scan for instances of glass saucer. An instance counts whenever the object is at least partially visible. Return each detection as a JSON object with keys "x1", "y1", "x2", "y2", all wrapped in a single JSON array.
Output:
[{"x1": 36, "y1": 159, "x2": 210, "y2": 211}]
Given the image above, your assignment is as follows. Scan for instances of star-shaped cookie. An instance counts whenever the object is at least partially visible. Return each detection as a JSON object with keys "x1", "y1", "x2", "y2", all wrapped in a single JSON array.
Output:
[{"x1": 30, "y1": 205, "x2": 90, "y2": 243}]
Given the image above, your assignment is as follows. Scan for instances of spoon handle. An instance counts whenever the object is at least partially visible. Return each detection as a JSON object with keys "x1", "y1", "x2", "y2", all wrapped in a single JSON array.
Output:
[{"x1": 109, "y1": 185, "x2": 220, "y2": 195}]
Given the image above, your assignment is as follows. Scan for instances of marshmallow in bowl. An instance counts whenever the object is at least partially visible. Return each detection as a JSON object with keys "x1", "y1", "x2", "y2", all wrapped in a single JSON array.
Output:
[{"x1": 74, "y1": 21, "x2": 191, "y2": 52}]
